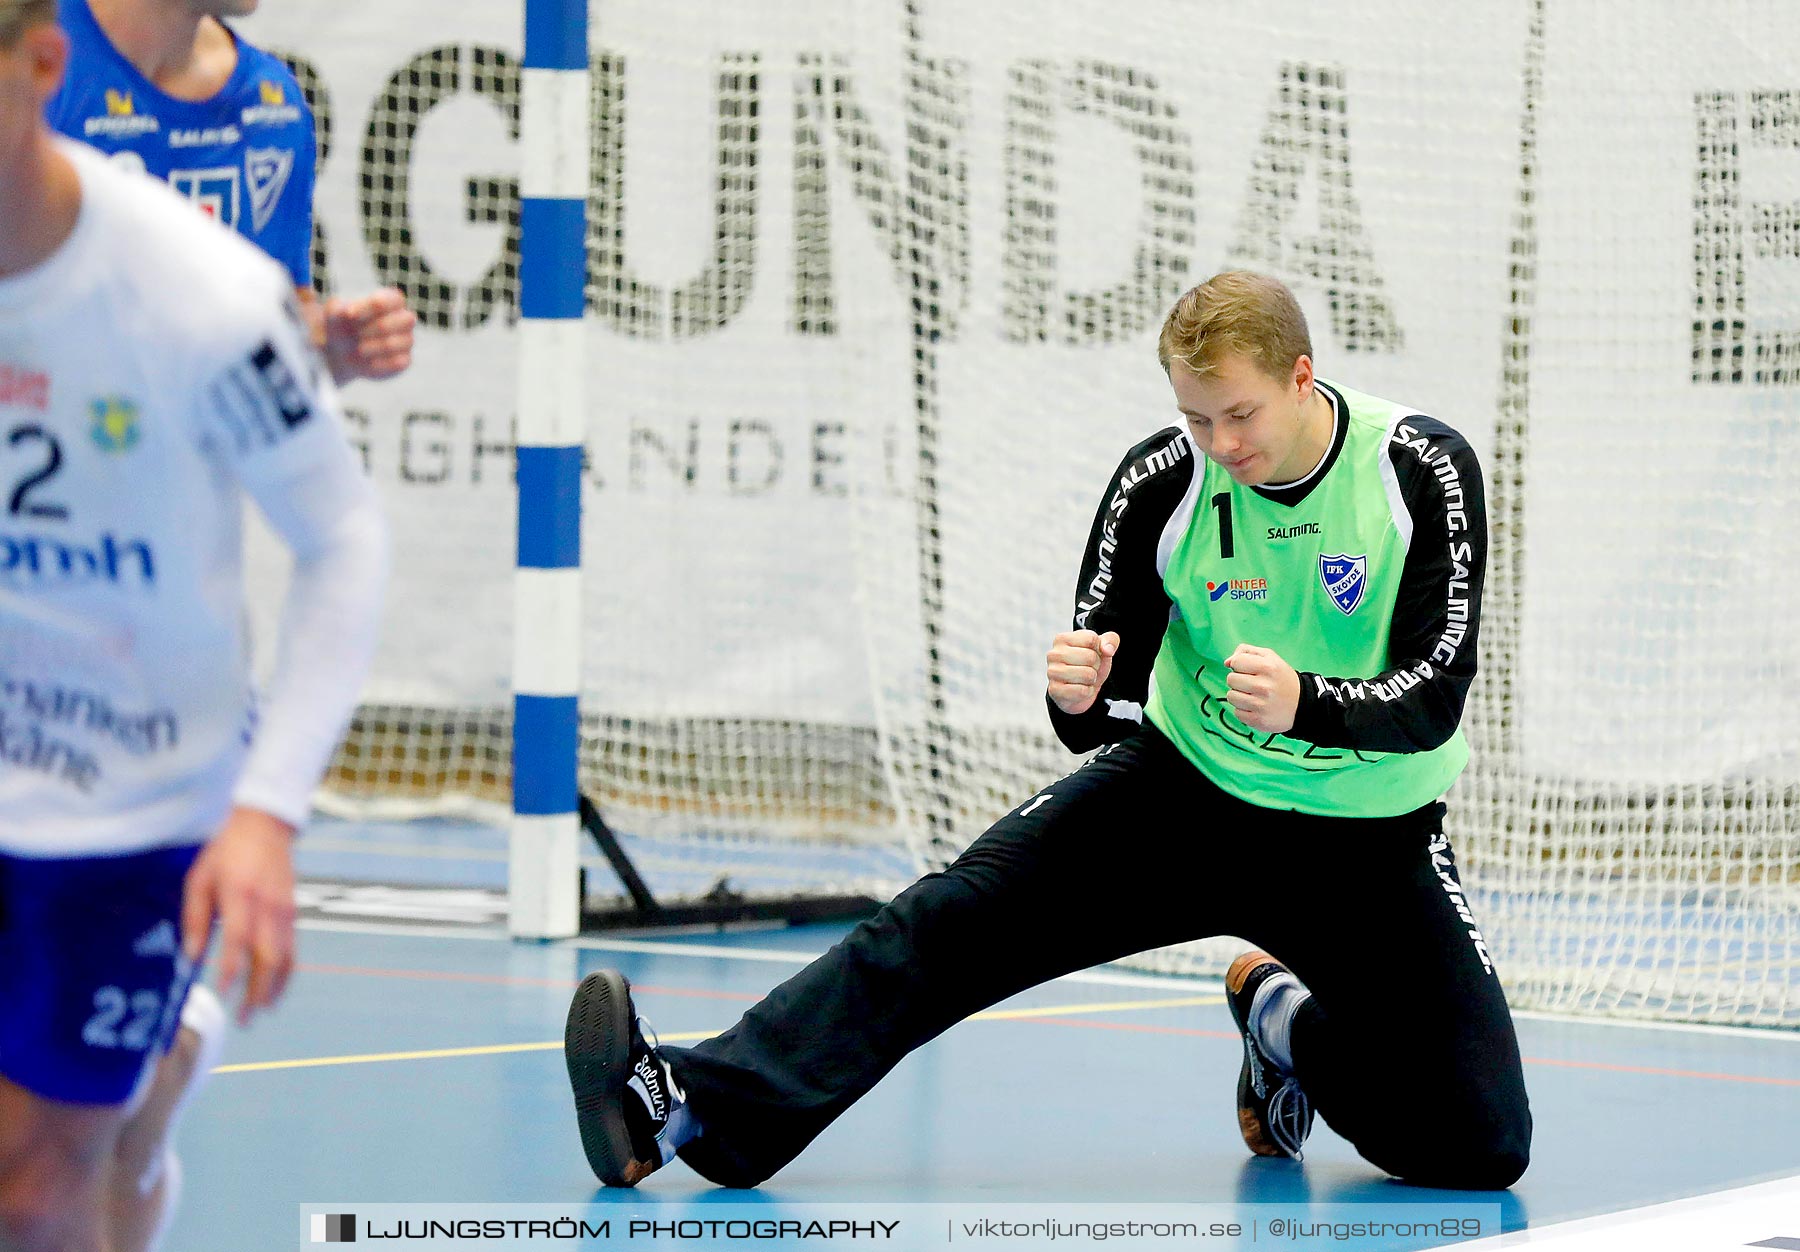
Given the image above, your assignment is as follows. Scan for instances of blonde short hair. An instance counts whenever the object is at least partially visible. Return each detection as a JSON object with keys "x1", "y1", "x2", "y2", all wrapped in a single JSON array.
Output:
[
  {"x1": 0, "y1": 0, "x2": 55, "y2": 46},
  {"x1": 1157, "y1": 270, "x2": 1313, "y2": 382}
]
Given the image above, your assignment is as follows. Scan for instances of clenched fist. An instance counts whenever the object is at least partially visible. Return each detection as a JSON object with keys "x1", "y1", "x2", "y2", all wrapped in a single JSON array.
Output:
[
  {"x1": 1224, "y1": 643, "x2": 1300, "y2": 734},
  {"x1": 1047, "y1": 629, "x2": 1120, "y2": 715},
  {"x1": 323, "y1": 287, "x2": 416, "y2": 383}
]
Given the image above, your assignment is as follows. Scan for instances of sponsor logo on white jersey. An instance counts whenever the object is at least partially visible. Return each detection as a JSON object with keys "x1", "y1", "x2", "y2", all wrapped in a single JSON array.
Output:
[
  {"x1": 0, "y1": 532, "x2": 157, "y2": 587},
  {"x1": 0, "y1": 365, "x2": 50, "y2": 411}
]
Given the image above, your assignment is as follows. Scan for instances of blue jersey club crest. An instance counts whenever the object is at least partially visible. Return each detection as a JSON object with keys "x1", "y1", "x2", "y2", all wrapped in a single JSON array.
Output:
[
  {"x1": 1319, "y1": 553, "x2": 1367, "y2": 615},
  {"x1": 245, "y1": 147, "x2": 295, "y2": 233}
]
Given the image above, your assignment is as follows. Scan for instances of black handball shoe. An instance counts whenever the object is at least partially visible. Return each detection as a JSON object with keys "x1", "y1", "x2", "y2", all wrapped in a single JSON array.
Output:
[{"x1": 565, "y1": 970, "x2": 687, "y2": 1186}]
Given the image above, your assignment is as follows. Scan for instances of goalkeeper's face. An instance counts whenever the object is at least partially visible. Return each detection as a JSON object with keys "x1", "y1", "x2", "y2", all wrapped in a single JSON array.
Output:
[{"x1": 1170, "y1": 351, "x2": 1330, "y2": 487}]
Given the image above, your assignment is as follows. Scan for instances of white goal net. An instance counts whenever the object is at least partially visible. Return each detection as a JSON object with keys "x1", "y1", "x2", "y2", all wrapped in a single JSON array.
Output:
[{"x1": 239, "y1": 0, "x2": 1800, "y2": 1025}]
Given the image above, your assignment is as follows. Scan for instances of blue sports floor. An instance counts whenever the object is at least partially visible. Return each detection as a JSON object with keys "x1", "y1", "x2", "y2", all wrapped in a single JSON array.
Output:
[{"x1": 162, "y1": 820, "x2": 1800, "y2": 1250}]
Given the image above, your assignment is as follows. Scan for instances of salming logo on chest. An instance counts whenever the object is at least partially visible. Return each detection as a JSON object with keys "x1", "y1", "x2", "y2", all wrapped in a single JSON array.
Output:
[{"x1": 1200, "y1": 493, "x2": 1358, "y2": 614}]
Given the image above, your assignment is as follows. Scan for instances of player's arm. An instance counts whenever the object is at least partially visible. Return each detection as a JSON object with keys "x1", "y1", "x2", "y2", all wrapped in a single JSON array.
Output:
[
  {"x1": 1286, "y1": 417, "x2": 1488, "y2": 753},
  {"x1": 181, "y1": 287, "x2": 389, "y2": 1023},
  {"x1": 1047, "y1": 429, "x2": 1190, "y2": 752},
  {"x1": 296, "y1": 284, "x2": 417, "y2": 385}
]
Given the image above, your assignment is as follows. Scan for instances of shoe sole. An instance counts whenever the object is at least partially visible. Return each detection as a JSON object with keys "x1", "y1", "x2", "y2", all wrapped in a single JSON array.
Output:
[
  {"x1": 1234, "y1": 1052, "x2": 1286, "y2": 1157},
  {"x1": 1224, "y1": 951, "x2": 1292, "y2": 1158},
  {"x1": 565, "y1": 970, "x2": 658, "y2": 1186}
]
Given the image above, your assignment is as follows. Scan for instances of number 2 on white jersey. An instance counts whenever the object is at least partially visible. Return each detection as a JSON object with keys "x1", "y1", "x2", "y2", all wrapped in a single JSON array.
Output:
[{"x1": 5, "y1": 424, "x2": 68, "y2": 519}]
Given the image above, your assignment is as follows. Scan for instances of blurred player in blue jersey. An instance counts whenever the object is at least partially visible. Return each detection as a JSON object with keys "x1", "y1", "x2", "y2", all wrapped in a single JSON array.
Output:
[
  {"x1": 0, "y1": 4, "x2": 386, "y2": 1249},
  {"x1": 44, "y1": 0, "x2": 415, "y2": 386}
]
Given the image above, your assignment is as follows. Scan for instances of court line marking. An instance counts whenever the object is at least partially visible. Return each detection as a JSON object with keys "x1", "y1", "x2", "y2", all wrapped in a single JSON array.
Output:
[
  {"x1": 1014, "y1": 1025, "x2": 1800, "y2": 1086},
  {"x1": 298, "y1": 918, "x2": 1800, "y2": 1042},
  {"x1": 301, "y1": 840, "x2": 509, "y2": 862},
  {"x1": 301, "y1": 839, "x2": 899, "y2": 876},
  {"x1": 295, "y1": 963, "x2": 765, "y2": 1001},
  {"x1": 972, "y1": 995, "x2": 1219, "y2": 1021},
  {"x1": 209, "y1": 1013, "x2": 1800, "y2": 1088},
  {"x1": 211, "y1": 994, "x2": 1223, "y2": 1074},
  {"x1": 1508, "y1": 1006, "x2": 1800, "y2": 1043},
  {"x1": 216, "y1": 960, "x2": 1800, "y2": 1087},
  {"x1": 216, "y1": 1041, "x2": 564, "y2": 1072},
  {"x1": 292, "y1": 960, "x2": 1202, "y2": 1006},
  {"x1": 1517, "y1": 1055, "x2": 1800, "y2": 1088},
  {"x1": 297, "y1": 918, "x2": 1226, "y2": 992}
]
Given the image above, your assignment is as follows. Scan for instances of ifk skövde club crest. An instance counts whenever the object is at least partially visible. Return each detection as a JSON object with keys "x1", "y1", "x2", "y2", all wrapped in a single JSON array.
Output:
[{"x1": 1319, "y1": 553, "x2": 1367, "y2": 615}]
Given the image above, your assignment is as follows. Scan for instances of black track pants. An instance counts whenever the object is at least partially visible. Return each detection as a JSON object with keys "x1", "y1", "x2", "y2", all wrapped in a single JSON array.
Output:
[{"x1": 663, "y1": 725, "x2": 1530, "y2": 1189}]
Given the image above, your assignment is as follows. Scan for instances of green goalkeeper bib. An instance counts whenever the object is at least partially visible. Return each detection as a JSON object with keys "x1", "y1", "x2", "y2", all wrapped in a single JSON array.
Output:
[{"x1": 1144, "y1": 381, "x2": 1469, "y2": 816}]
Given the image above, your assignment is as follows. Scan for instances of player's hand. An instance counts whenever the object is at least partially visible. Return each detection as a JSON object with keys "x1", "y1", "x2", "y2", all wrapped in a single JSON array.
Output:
[
  {"x1": 1224, "y1": 643, "x2": 1300, "y2": 734},
  {"x1": 323, "y1": 287, "x2": 416, "y2": 383},
  {"x1": 181, "y1": 806, "x2": 299, "y2": 1027},
  {"x1": 1047, "y1": 629, "x2": 1120, "y2": 715}
]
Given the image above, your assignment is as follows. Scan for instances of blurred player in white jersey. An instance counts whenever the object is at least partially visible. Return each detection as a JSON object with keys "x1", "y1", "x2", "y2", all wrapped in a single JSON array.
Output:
[
  {"x1": 44, "y1": 0, "x2": 414, "y2": 1238},
  {"x1": 0, "y1": 4, "x2": 386, "y2": 1249},
  {"x1": 44, "y1": 0, "x2": 416, "y2": 385}
]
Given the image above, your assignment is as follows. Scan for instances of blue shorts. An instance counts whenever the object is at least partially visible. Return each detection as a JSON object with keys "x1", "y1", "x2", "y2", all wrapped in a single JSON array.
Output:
[{"x1": 0, "y1": 843, "x2": 203, "y2": 1105}]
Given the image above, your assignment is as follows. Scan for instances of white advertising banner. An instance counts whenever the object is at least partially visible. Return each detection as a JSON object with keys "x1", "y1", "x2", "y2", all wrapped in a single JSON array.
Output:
[
  {"x1": 217, "y1": 0, "x2": 1800, "y2": 1024},
  {"x1": 236, "y1": 0, "x2": 1528, "y2": 732}
]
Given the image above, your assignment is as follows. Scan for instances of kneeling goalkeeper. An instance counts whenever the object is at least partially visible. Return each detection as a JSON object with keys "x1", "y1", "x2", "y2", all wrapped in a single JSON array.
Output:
[{"x1": 562, "y1": 270, "x2": 1531, "y2": 1191}]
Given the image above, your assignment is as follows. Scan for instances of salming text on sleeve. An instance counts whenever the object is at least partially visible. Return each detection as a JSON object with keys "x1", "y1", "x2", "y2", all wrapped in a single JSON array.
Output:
[
  {"x1": 1287, "y1": 415, "x2": 1486, "y2": 754},
  {"x1": 1047, "y1": 426, "x2": 1195, "y2": 753}
]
